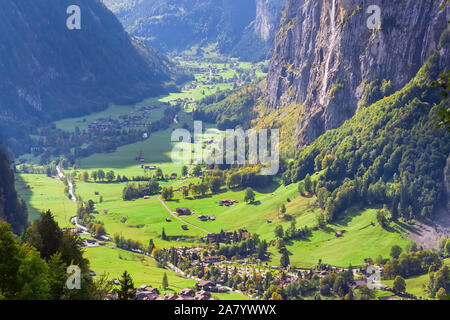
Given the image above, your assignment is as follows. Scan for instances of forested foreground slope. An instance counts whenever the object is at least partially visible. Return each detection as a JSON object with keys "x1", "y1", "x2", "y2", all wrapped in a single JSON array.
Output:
[{"x1": 0, "y1": 148, "x2": 28, "y2": 234}]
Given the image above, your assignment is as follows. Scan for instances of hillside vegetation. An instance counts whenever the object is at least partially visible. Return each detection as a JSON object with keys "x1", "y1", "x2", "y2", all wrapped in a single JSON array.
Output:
[{"x1": 283, "y1": 50, "x2": 450, "y2": 223}]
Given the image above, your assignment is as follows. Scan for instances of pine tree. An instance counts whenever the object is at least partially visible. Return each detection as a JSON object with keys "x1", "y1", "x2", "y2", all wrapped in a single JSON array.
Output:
[
  {"x1": 162, "y1": 272, "x2": 169, "y2": 290},
  {"x1": 280, "y1": 250, "x2": 290, "y2": 268},
  {"x1": 117, "y1": 270, "x2": 136, "y2": 300},
  {"x1": 304, "y1": 174, "x2": 312, "y2": 194}
]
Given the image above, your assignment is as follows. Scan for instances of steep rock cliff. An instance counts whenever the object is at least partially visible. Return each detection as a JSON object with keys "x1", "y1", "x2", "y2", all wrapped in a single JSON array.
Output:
[{"x1": 265, "y1": 0, "x2": 449, "y2": 145}]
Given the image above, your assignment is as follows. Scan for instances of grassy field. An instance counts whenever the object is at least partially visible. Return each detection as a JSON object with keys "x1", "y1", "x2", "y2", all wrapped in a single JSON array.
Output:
[
  {"x1": 268, "y1": 207, "x2": 411, "y2": 267},
  {"x1": 76, "y1": 128, "x2": 184, "y2": 176},
  {"x1": 54, "y1": 97, "x2": 167, "y2": 133},
  {"x1": 73, "y1": 180, "x2": 204, "y2": 248},
  {"x1": 212, "y1": 292, "x2": 252, "y2": 300},
  {"x1": 16, "y1": 157, "x2": 412, "y2": 269},
  {"x1": 84, "y1": 246, "x2": 196, "y2": 294},
  {"x1": 16, "y1": 174, "x2": 76, "y2": 227},
  {"x1": 382, "y1": 258, "x2": 450, "y2": 299}
]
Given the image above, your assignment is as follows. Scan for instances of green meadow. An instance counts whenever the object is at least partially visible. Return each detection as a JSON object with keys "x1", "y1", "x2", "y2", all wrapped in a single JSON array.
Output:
[
  {"x1": 16, "y1": 174, "x2": 76, "y2": 227},
  {"x1": 84, "y1": 246, "x2": 196, "y2": 293},
  {"x1": 212, "y1": 292, "x2": 252, "y2": 300},
  {"x1": 54, "y1": 97, "x2": 167, "y2": 133},
  {"x1": 73, "y1": 180, "x2": 204, "y2": 247},
  {"x1": 269, "y1": 207, "x2": 411, "y2": 267},
  {"x1": 382, "y1": 258, "x2": 450, "y2": 299}
]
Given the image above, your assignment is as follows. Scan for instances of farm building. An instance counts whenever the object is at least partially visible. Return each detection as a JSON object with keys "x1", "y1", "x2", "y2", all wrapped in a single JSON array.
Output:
[
  {"x1": 218, "y1": 199, "x2": 238, "y2": 206},
  {"x1": 204, "y1": 233, "x2": 220, "y2": 242},
  {"x1": 240, "y1": 228, "x2": 251, "y2": 240},
  {"x1": 195, "y1": 291, "x2": 212, "y2": 300},
  {"x1": 166, "y1": 218, "x2": 172, "y2": 222},
  {"x1": 163, "y1": 293, "x2": 179, "y2": 300},
  {"x1": 197, "y1": 215, "x2": 207, "y2": 221},
  {"x1": 180, "y1": 288, "x2": 195, "y2": 297},
  {"x1": 197, "y1": 281, "x2": 215, "y2": 291},
  {"x1": 176, "y1": 207, "x2": 192, "y2": 216}
]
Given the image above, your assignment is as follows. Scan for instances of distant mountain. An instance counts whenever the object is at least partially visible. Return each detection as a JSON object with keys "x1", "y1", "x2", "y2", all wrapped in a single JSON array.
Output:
[
  {"x1": 102, "y1": 0, "x2": 285, "y2": 61},
  {"x1": 0, "y1": 0, "x2": 171, "y2": 155}
]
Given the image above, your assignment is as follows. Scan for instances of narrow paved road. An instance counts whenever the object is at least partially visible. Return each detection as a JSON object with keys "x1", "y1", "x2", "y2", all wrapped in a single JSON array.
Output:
[
  {"x1": 157, "y1": 167, "x2": 210, "y2": 234},
  {"x1": 56, "y1": 165, "x2": 77, "y2": 203}
]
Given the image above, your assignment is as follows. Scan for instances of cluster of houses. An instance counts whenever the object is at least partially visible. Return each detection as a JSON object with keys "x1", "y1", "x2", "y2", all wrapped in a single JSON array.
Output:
[
  {"x1": 79, "y1": 238, "x2": 106, "y2": 247},
  {"x1": 176, "y1": 207, "x2": 193, "y2": 216},
  {"x1": 86, "y1": 106, "x2": 158, "y2": 133},
  {"x1": 197, "y1": 215, "x2": 215, "y2": 222},
  {"x1": 203, "y1": 228, "x2": 251, "y2": 243},
  {"x1": 107, "y1": 283, "x2": 213, "y2": 301}
]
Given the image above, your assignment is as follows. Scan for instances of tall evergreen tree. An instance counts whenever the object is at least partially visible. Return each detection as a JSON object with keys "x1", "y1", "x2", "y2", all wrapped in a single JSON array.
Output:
[
  {"x1": 117, "y1": 270, "x2": 136, "y2": 300},
  {"x1": 280, "y1": 250, "x2": 290, "y2": 268},
  {"x1": 162, "y1": 272, "x2": 169, "y2": 290}
]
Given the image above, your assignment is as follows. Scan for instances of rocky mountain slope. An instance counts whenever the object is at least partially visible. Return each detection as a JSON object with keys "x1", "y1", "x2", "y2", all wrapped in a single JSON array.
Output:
[
  {"x1": 265, "y1": 0, "x2": 449, "y2": 146},
  {"x1": 0, "y1": 0, "x2": 170, "y2": 155},
  {"x1": 102, "y1": 0, "x2": 285, "y2": 61}
]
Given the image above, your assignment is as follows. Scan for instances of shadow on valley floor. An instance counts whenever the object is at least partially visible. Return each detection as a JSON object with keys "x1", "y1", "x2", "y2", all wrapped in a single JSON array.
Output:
[
  {"x1": 15, "y1": 174, "x2": 42, "y2": 223},
  {"x1": 333, "y1": 205, "x2": 367, "y2": 227},
  {"x1": 252, "y1": 181, "x2": 282, "y2": 194}
]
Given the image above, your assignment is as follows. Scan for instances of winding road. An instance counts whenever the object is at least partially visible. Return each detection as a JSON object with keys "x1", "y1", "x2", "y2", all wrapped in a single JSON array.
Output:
[
  {"x1": 157, "y1": 174, "x2": 211, "y2": 235},
  {"x1": 56, "y1": 165, "x2": 77, "y2": 203},
  {"x1": 157, "y1": 195, "x2": 210, "y2": 234}
]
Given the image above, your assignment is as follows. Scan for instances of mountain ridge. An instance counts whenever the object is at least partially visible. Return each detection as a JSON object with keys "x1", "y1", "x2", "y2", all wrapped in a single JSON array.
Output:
[{"x1": 0, "y1": 0, "x2": 171, "y2": 155}]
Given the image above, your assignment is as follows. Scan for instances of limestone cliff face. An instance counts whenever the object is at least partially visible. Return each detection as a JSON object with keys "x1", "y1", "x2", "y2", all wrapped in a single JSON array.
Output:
[
  {"x1": 254, "y1": 0, "x2": 286, "y2": 42},
  {"x1": 265, "y1": 0, "x2": 449, "y2": 146}
]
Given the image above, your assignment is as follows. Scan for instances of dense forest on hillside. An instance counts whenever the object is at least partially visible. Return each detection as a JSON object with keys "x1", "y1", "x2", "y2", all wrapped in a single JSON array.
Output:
[
  {"x1": 0, "y1": 211, "x2": 105, "y2": 299},
  {"x1": 0, "y1": 148, "x2": 28, "y2": 234},
  {"x1": 193, "y1": 86, "x2": 261, "y2": 130}
]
